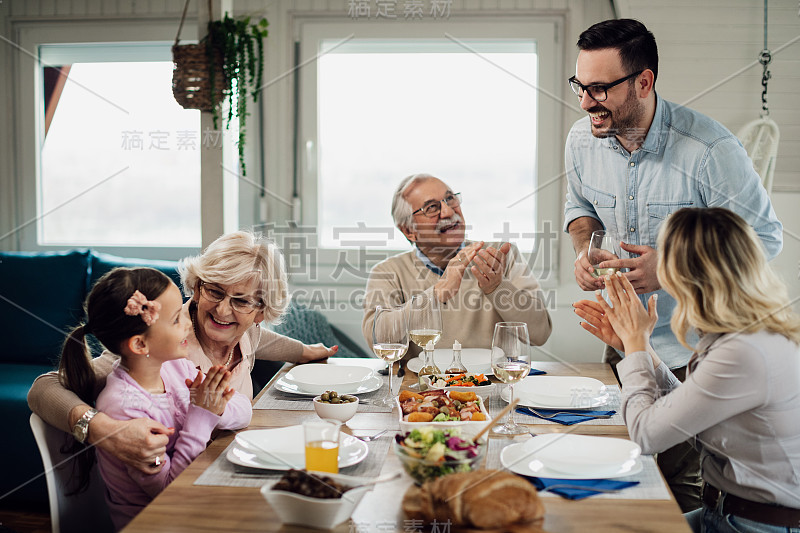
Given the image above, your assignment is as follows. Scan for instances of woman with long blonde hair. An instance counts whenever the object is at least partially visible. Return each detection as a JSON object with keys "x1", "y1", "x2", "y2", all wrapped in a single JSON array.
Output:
[{"x1": 574, "y1": 207, "x2": 800, "y2": 533}]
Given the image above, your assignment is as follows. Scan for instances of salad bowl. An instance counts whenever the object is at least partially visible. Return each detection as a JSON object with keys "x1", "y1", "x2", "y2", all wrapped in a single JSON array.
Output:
[{"x1": 393, "y1": 427, "x2": 486, "y2": 485}]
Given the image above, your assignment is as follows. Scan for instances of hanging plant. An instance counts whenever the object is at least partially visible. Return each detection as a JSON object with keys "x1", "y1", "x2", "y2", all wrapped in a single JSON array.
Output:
[{"x1": 205, "y1": 14, "x2": 268, "y2": 176}]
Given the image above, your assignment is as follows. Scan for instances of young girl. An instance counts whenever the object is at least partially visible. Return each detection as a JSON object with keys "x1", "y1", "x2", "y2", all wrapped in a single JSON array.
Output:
[{"x1": 59, "y1": 267, "x2": 252, "y2": 530}]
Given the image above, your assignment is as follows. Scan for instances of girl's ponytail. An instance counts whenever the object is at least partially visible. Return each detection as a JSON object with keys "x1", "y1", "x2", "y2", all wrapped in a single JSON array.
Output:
[{"x1": 58, "y1": 324, "x2": 96, "y2": 405}]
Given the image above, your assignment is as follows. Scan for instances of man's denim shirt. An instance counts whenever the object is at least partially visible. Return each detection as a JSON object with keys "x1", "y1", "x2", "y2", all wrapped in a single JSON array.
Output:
[{"x1": 564, "y1": 94, "x2": 783, "y2": 368}]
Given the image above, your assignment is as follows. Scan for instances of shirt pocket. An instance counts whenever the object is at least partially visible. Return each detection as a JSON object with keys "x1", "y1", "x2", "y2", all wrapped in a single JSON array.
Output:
[
  {"x1": 647, "y1": 201, "x2": 693, "y2": 243},
  {"x1": 581, "y1": 184, "x2": 617, "y2": 235}
]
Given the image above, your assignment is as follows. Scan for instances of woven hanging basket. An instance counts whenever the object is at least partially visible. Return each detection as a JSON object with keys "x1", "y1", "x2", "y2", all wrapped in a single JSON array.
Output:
[
  {"x1": 171, "y1": 43, "x2": 226, "y2": 111},
  {"x1": 171, "y1": 0, "x2": 226, "y2": 111}
]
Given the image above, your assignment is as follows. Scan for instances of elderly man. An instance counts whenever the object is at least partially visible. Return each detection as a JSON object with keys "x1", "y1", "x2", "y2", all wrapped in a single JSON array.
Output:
[{"x1": 362, "y1": 173, "x2": 552, "y2": 355}]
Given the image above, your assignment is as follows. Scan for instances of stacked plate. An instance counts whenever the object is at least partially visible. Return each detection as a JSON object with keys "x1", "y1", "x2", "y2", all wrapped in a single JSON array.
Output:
[
  {"x1": 501, "y1": 434, "x2": 642, "y2": 479},
  {"x1": 501, "y1": 376, "x2": 609, "y2": 409},
  {"x1": 273, "y1": 363, "x2": 383, "y2": 396},
  {"x1": 227, "y1": 426, "x2": 369, "y2": 471},
  {"x1": 406, "y1": 348, "x2": 492, "y2": 375}
]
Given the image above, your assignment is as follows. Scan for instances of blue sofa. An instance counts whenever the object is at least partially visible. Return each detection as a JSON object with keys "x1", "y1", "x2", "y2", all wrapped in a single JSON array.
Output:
[{"x1": 0, "y1": 249, "x2": 369, "y2": 508}]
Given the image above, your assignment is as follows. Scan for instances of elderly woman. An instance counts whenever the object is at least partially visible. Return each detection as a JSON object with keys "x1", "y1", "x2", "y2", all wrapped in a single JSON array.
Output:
[
  {"x1": 574, "y1": 208, "x2": 800, "y2": 533},
  {"x1": 28, "y1": 231, "x2": 335, "y2": 473}
]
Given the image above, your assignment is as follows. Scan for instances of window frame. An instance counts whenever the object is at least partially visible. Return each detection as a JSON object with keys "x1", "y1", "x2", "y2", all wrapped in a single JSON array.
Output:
[
  {"x1": 15, "y1": 19, "x2": 201, "y2": 260},
  {"x1": 293, "y1": 17, "x2": 564, "y2": 287}
]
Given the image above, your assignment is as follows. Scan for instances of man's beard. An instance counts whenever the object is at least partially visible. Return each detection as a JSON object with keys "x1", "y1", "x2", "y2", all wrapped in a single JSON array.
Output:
[{"x1": 588, "y1": 84, "x2": 645, "y2": 140}]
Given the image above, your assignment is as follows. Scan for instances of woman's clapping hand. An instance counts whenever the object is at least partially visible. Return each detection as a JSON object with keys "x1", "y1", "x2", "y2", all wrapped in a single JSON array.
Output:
[{"x1": 598, "y1": 272, "x2": 658, "y2": 354}]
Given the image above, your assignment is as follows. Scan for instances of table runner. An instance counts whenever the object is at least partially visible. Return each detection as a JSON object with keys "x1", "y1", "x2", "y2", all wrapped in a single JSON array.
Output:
[
  {"x1": 254, "y1": 374, "x2": 394, "y2": 413},
  {"x1": 487, "y1": 384, "x2": 625, "y2": 426},
  {"x1": 194, "y1": 436, "x2": 393, "y2": 488},
  {"x1": 485, "y1": 437, "x2": 671, "y2": 500}
]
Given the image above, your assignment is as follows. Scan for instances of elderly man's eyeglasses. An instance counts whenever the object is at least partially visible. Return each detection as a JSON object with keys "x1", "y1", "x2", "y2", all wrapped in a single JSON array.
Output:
[
  {"x1": 568, "y1": 70, "x2": 643, "y2": 102},
  {"x1": 199, "y1": 281, "x2": 264, "y2": 314},
  {"x1": 412, "y1": 192, "x2": 462, "y2": 218}
]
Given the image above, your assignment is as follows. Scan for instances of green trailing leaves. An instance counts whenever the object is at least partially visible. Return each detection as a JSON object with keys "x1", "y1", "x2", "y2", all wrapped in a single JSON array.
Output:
[{"x1": 205, "y1": 14, "x2": 268, "y2": 176}]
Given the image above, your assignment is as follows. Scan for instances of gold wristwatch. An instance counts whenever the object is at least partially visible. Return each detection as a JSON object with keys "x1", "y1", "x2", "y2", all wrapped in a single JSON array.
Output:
[{"x1": 72, "y1": 408, "x2": 98, "y2": 444}]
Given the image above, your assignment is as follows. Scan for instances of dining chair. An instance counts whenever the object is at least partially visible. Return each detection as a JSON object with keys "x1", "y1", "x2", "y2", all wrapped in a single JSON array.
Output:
[{"x1": 29, "y1": 413, "x2": 113, "y2": 533}]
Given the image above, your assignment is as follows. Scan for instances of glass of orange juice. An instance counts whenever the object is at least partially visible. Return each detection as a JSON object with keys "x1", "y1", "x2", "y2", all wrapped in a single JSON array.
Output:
[{"x1": 303, "y1": 419, "x2": 341, "y2": 473}]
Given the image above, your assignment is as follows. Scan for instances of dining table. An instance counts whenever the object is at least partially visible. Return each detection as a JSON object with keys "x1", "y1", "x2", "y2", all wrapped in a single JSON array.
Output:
[{"x1": 123, "y1": 359, "x2": 691, "y2": 533}]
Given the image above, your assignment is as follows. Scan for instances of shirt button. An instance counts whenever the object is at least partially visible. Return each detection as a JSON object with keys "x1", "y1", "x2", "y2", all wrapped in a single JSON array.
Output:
[
  {"x1": 630, "y1": 227, "x2": 636, "y2": 232},
  {"x1": 629, "y1": 162, "x2": 636, "y2": 167},
  {"x1": 629, "y1": 195, "x2": 634, "y2": 200},
  {"x1": 594, "y1": 200, "x2": 598, "y2": 205},
  {"x1": 613, "y1": 145, "x2": 619, "y2": 150}
]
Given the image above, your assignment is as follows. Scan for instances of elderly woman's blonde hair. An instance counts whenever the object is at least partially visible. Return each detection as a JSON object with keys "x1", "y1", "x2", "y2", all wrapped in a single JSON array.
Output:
[
  {"x1": 179, "y1": 230, "x2": 288, "y2": 324},
  {"x1": 657, "y1": 207, "x2": 800, "y2": 349}
]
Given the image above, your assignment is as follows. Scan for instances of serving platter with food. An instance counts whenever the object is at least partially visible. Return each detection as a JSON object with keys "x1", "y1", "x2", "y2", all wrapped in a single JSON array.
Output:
[
  {"x1": 396, "y1": 389, "x2": 490, "y2": 437},
  {"x1": 423, "y1": 372, "x2": 495, "y2": 393}
]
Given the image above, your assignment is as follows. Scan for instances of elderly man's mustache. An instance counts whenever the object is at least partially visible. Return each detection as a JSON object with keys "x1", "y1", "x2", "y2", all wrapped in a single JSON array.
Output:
[{"x1": 436, "y1": 214, "x2": 463, "y2": 233}]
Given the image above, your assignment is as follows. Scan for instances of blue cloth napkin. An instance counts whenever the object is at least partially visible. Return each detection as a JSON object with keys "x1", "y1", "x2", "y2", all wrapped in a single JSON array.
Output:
[
  {"x1": 529, "y1": 368, "x2": 546, "y2": 376},
  {"x1": 525, "y1": 476, "x2": 639, "y2": 500},
  {"x1": 516, "y1": 406, "x2": 616, "y2": 425}
]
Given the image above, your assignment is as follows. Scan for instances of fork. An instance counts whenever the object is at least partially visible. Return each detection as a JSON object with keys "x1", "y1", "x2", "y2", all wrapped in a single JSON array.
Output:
[
  {"x1": 521, "y1": 408, "x2": 612, "y2": 419},
  {"x1": 352, "y1": 429, "x2": 387, "y2": 442}
]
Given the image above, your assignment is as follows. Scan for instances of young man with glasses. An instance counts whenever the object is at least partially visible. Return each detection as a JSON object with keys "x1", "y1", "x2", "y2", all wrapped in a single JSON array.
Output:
[
  {"x1": 361, "y1": 173, "x2": 552, "y2": 356},
  {"x1": 563, "y1": 19, "x2": 783, "y2": 513}
]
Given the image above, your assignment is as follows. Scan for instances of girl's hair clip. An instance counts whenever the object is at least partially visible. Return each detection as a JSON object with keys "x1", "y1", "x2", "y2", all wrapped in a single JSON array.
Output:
[{"x1": 124, "y1": 290, "x2": 161, "y2": 326}]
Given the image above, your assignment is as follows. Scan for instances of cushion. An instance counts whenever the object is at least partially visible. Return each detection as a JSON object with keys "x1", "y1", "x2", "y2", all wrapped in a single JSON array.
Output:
[
  {"x1": 271, "y1": 302, "x2": 370, "y2": 359},
  {"x1": 0, "y1": 250, "x2": 90, "y2": 365},
  {"x1": 89, "y1": 251, "x2": 181, "y2": 294}
]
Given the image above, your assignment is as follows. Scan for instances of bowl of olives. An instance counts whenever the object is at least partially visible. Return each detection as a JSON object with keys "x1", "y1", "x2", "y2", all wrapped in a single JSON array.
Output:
[{"x1": 313, "y1": 391, "x2": 359, "y2": 423}]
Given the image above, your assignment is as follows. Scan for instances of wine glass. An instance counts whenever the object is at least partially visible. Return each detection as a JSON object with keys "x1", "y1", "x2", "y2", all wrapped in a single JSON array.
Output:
[
  {"x1": 491, "y1": 322, "x2": 532, "y2": 435},
  {"x1": 588, "y1": 230, "x2": 621, "y2": 279},
  {"x1": 371, "y1": 306, "x2": 408, "y2": 407},
  {"x1": 407, "y1": 293, "x2": 443, "y2": 377}
]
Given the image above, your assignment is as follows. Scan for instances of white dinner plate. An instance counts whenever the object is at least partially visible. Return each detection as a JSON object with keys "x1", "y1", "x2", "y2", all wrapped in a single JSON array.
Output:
[
  {"x1": 227, "y1": 430, "x2": 369, "y2": 471},
  {"x1": 406, "y1": 348, "x2": 492, "y2": 375},
  {"x1": 273, "y1": 375, "x2": 383, "y2": 396},
  {"x1": 235, "y1": 426, "x2": 307, "y2": 463},
  {"x1": 283, "y1": 364, "x2": 375, "y2": 395},
  {"x1": 502, "y1": 376, "x2": 609, "y2": 409},
  {"x1": 501, "y1": 435, "x2": 643, "y2": 480}
]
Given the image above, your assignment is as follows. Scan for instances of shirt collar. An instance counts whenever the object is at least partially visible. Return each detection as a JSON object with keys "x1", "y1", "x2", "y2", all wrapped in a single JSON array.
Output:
[
  {"x1": 415, "y1": 241, "x2": 466, "y2": 276},
  {"x1": 639, "y1": 92, "x2": 666, "y2": 154}
]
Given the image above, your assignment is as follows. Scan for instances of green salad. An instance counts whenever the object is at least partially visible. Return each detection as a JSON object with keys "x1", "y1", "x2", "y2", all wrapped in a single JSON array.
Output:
[{"x1": 394, "y1": 427, "x2": 483, "y2": 484}]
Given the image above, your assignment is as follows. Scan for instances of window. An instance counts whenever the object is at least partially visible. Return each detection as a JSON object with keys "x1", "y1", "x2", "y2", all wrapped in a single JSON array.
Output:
[
  {"x1": 297, "y1": 19, "x2": 562, "y2": 279},
  {"x1": 14, "y1": 21, "x2": 203, "y2": 257},
  {"x1": 39, "y1": 44, "x2": 201, "y2": 247}
]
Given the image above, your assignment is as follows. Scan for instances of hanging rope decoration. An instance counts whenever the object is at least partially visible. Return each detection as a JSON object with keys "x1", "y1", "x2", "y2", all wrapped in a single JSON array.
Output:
[{"x1": 759, "y1": 0, "x2": 772, "y2": 117}]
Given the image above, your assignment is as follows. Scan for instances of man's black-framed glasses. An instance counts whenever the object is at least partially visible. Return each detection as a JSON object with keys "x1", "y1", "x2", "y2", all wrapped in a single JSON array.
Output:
[
  {"x1": 568, "y1": 70, "x2": 643, "y2": 102},
  {"x1": 412, "y1": 192, "x2": 462, "y2": 218}
]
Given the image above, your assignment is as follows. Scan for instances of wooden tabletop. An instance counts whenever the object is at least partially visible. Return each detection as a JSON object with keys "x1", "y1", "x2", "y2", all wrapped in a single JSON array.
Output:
[{"x1": 123, "y1": 360, "x2": 690, "y2": 533}]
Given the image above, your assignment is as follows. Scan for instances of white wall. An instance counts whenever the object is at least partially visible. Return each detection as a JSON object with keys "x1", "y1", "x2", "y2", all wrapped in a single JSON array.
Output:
[{"x1": 1, "y1": 0, "x2": 798, "y2": 363}]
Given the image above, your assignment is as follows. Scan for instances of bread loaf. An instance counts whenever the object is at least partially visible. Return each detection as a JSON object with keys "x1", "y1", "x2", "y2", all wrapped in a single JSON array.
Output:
[{"x1": 402, "y1": 470, "x2": 545, "y2": 530}]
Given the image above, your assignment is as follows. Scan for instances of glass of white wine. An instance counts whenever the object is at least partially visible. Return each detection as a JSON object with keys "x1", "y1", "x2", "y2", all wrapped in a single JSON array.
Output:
[
  {"x1": 372, "y1": 305, "x2": 409, "y2": 407},
  {"x1": 588, "y1": 230, "x2": 621, "y2": 279},
  {"x1": 491, "y1": 321, "x2": 532, "y2": 435},
  {"x1": 408, "y1": 293, "x2": 443, "y2": 379}
]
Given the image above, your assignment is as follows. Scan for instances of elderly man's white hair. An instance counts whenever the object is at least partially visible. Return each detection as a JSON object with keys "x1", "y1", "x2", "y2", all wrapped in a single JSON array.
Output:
[{"x1": 391, "y1": 173, "x2": 441, "y2": 230}]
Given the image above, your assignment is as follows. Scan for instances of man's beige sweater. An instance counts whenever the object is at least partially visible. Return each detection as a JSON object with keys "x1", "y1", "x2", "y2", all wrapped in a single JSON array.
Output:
[{"x1": 362, "y1": 242, "x2": 552, "y2": 358}]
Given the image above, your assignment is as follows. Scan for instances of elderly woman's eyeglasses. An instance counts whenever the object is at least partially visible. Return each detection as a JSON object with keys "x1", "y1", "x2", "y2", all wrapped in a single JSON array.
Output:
[
  {"x1": 412, "y1": 192, "x2": 462, "y2": 218},
  {"x1": 568, "y1": 70, "x2": 643, "y2": 102},
  {"x1": 199, "y1": 281, "x2": 264, "y2": 314}
]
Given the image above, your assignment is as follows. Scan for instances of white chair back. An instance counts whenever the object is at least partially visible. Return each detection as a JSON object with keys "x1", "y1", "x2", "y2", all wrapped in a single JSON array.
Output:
[
  {"x1": 29, "y1": 413, "x2": 113, "y2": 533},
  {"x1": 737, "y1": 117, "x2": 780, "y2": 195}
]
